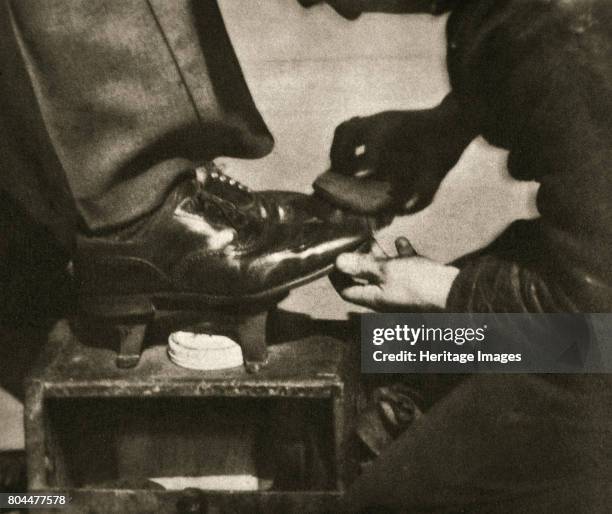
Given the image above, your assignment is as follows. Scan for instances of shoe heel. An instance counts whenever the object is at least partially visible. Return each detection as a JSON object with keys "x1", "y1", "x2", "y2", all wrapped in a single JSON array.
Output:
[
  {"x1": 235, "y1": 309, "x2": 269, "y2": 373},
  {"x1": 114, "y1": 321, "x2": 149, "y2": 368},
  {"x1": 79, "y1": 295, "x2": 155, "y2": 369}
]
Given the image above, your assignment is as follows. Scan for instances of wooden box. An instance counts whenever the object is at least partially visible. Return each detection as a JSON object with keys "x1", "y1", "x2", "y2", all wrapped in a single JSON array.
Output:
[{"x1": 25, "y1": 319, "x2": 356, "y2": 513}]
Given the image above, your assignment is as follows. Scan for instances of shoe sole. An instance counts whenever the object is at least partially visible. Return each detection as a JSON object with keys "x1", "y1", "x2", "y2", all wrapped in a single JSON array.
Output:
[
  {"x1": 77, "y1": 264, "x2": 336, "y2": 370},
  {"x1": 79, "y1": 262, "x2": 336, "y2": 319}
]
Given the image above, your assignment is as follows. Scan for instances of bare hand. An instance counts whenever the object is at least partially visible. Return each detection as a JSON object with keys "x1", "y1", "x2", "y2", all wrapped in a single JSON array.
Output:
[{"x1": 334, "y1": 237, "x2": 459, "y2": 310}]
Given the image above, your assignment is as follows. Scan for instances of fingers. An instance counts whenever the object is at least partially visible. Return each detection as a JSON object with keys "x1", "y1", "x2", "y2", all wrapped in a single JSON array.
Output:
[
  {"x1": 330, "y1": 117, "x2": 368, "y2": 174},
  {"x1": 298, "y1": 0, "x2": 362, "y2": 19},
  {"x1": 370, "y1": 241, "x2": 388, "y2": 259},
  {"x1": 331, "y1": 253, "x2": 385, "y2": 308},
  {"x1": 395, "y1": 237, "x2": 417, "y2": 257},
  {"x1": 339, "y1": 284, "x2": 383, "y2": 308},
  {"x1": 400, "y1": 166, "x2": 445, "y2": 214},
  {"x1": 336, "y1": 252, "x2": 384, "y2": 283},
  {"x1": 325, "y1": 1, "x2": 362, "y2": 19}
]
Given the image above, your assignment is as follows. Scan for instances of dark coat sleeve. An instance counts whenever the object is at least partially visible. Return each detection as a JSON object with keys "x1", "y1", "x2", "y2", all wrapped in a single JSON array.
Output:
[{"x1": 445, "y1": 0, "x2": 612, "y2": 313}]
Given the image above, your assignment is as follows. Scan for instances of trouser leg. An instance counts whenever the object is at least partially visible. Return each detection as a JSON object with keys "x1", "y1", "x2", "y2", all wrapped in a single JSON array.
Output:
[
  {"x1": 345, "y1": 374, "x2": 612, "y2": 513},
  {"x1": 0, "y1": 0, "x2": 272, "y2": 241}
]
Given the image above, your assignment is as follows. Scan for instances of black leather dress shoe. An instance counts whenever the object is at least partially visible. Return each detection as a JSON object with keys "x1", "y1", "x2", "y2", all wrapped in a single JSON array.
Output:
[
  {"x1": 75, "y1": 162, "x2": 370, "y2": 303},
  {"x1": 74, "y1": 163, "x2": 370, "y2": 368}
]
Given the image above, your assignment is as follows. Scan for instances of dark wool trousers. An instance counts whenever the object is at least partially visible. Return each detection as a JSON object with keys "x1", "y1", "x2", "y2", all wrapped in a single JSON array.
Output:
[{"x1": 0, "y1": 0, "x2": 273, "y2": 246}]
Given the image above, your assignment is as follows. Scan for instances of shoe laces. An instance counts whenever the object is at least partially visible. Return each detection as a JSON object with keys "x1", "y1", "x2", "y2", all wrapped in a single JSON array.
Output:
[
  {"x1": 196, "y1": 162, "x2": 250, "y2": 192},
  {"x1": 194, "y1": 163, "x2": 254, "y2": 230}
]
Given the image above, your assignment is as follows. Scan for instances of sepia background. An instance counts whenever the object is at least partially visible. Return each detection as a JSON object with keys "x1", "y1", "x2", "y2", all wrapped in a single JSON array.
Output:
[{"x1": 0, "y1": 0, "x2": 538, "y2": 453}]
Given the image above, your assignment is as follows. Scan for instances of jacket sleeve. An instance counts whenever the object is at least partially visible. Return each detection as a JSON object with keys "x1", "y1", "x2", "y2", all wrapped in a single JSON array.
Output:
[{"x1": 445, "y1": 0, "x2": 612, "y2": 313}]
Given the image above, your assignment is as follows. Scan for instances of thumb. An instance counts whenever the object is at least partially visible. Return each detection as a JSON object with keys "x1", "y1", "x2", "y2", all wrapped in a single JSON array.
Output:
[{"x1": 395, "y1": 237, "x2": 417, "y2": 257}]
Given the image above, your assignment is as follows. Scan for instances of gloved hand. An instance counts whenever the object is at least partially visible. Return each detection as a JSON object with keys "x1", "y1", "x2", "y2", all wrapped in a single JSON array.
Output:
[
  {"x1": 314, "y1": 95, "x2": 478, "y2": 214},
  {"x1": 297, "y1": 0, "x2": 435, "y2": 19},
  {"x1": 297, "y1": 0, "x2": 361, "y2": 19}
]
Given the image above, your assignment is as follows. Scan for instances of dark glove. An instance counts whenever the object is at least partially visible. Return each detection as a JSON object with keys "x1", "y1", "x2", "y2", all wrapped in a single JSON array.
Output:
[
  {"x1": 298, "y1": 0, "x2": 438, "y2": 19},
  {"x1": 314, "y1": 95, "x2": 478, "y2": 214},
  {"x1": 298, "y1": 0, "x2": 361, "y2": 19}
]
